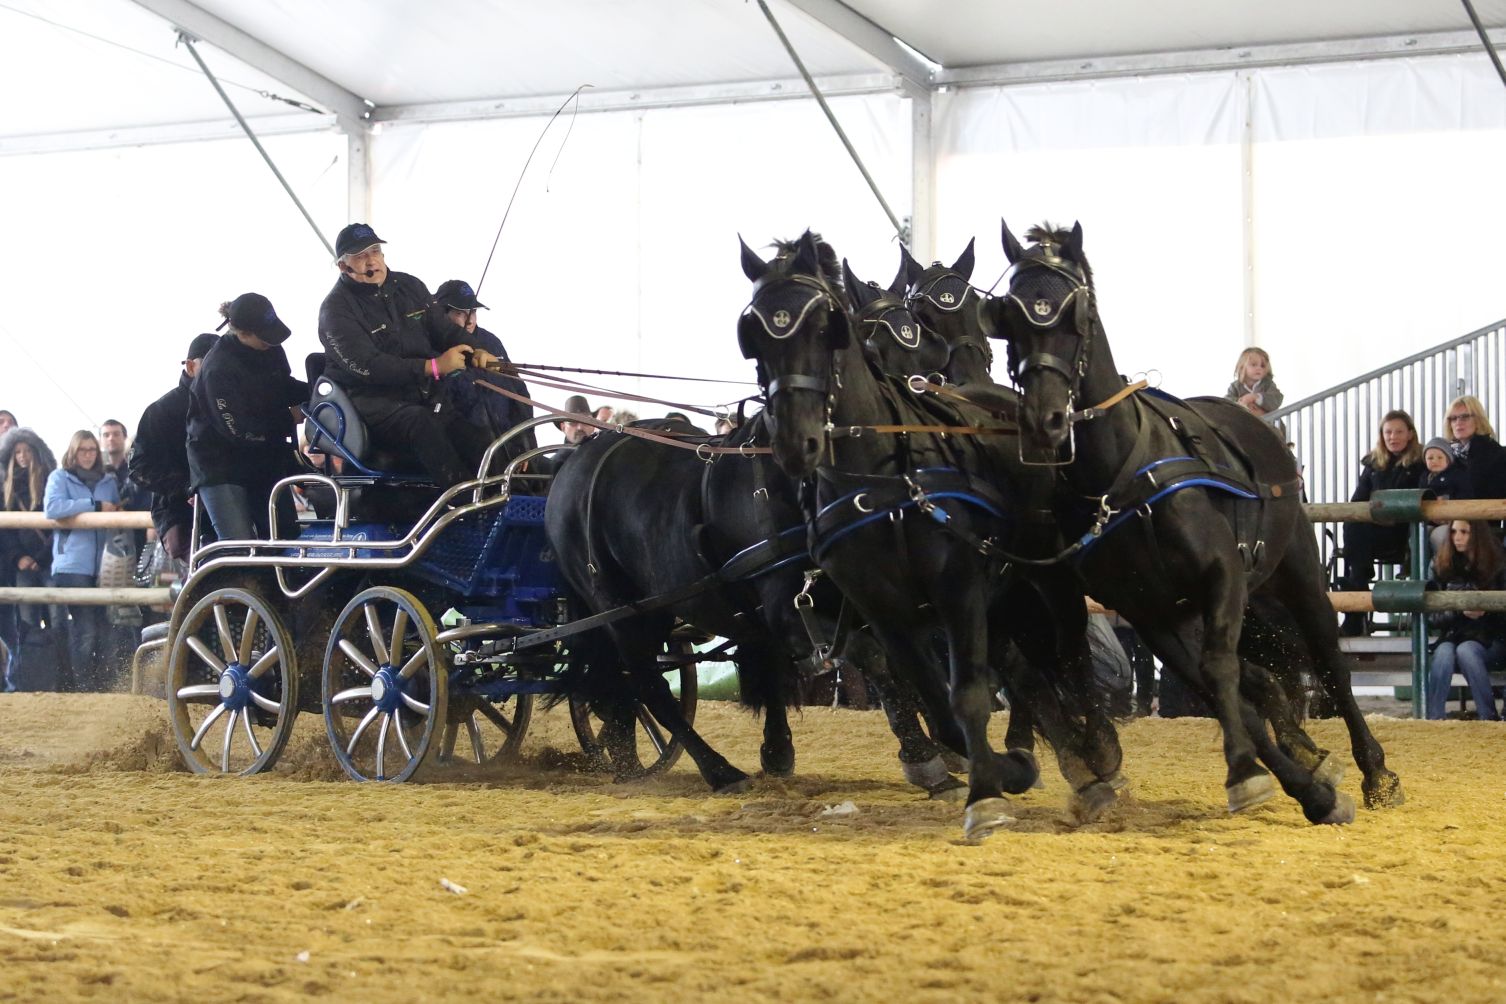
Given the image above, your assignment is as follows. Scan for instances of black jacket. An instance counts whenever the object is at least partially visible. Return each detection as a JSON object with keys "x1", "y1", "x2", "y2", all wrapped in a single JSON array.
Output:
[
  {"x1": 1454, "y1": 434, "x2": 1506, "y2": 502},
  {"x1": 1424, "y1": 465, "x2": 1466, "y2": 501},
  {"x1": 1349, "y1": 453, "x2": 1425, "y2": 502},
  {"x1": 0, "y1": 428, "x2": 55, "y2": 579},
  {"x1": 1427, "y1": 560, "x2": 1506, "y2": 648},
  {"x1": 130, "y1": 372, "x2": 193, "y2": 534},
  {"x1": 186, "y1": 333, "x2": 308, "y2": 489},
  {"x1": 317, "y1": 271, "x2": 468, "y2": 424}
]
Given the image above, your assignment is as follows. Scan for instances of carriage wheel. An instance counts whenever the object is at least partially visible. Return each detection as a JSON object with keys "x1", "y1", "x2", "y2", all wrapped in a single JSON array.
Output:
[
  {"x1": 438, "y1": 693, "x2": 534, "y2": 766},
  {"x1": 322, "y1": 586, "x2": 447, "y2": 782},
  {"x1": 569, "y1": 639, "x2": 698, "y2": 778},
  {"x1": 166, "y1": 587, "x2": 298, "y2": 776}
]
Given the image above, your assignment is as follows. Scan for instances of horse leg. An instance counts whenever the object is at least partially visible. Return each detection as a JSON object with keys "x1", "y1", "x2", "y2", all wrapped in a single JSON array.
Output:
[
  {"x1": 1263, "y1": 554, "x2": 1403, "y2": 808},
  {"x1": 1234, "y1": 695, "x2": 1354, "y2": 825},
  {"x1": 844, "y1": 632, "x2": 966, "y2": 799},
  {"x1": 939, "y1": 592, "x2": 1037, "y2": 840},
  {"x1": 732, "y1": 640, "x2": 796, "y2": 777},
  {"x1": 1240, "y1": 658, "x2": 1342, "y2": 786},
  {"x1": 864, "y1": 620, "x2": 968, "y2": 757}
]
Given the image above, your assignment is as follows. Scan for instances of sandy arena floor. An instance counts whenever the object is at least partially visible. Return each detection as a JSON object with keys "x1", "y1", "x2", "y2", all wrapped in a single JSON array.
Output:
[{"x1": 0, "y1": 692, "x2": 1501, "y2": 1003}]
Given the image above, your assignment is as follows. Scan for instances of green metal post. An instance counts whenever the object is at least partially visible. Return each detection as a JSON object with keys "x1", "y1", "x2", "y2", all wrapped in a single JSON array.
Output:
[{"x1": 1411, "y1": 517, "x2": 1428, "y2": 718}]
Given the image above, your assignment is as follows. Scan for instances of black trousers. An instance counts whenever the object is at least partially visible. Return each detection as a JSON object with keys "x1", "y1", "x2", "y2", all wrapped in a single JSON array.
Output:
[
  {"x1": 1341, "y1": 521, "x2": 1409, "y2": 587},
  {"x1": 369, "y1": 402, "x2": 494, "y2": 485}
]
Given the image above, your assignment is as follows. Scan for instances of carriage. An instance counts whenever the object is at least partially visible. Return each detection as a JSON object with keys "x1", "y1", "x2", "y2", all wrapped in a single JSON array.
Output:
[{"x1": 140, "y1": 390, "x2": 698, "y2": 784}]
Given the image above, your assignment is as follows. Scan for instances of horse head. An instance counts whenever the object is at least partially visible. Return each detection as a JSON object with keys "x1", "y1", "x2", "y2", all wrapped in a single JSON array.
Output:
[
  {"x1": 841, "y1": 258, "x2": 949, "y2": 381},
  {"x1": 986, "y1": 220, "x2": 1096, "y2": 455},
  {"x1": 901, "y1": 240, "x2": 995, "y2": 386},
  {"x1": 737, "y1": 231, "x2": 850, "y2": 478}
]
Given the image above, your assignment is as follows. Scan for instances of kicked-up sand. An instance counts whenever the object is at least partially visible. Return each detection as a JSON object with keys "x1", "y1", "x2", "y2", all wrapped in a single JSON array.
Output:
[{"x1": 0, "y1": 692, "x2": 1502, "y2": 1003}]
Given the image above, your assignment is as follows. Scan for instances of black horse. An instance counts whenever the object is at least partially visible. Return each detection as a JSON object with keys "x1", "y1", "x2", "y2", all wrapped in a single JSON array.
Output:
[
  {"x1": 986, "y1": 221, "x2": 1402, "y2": 822},
  {"x1": 545, "y1": 413, "x2": 968, "y2": 797},
  {"x1": 739, "y1": 231, "x2": 1126, "y2": 839}
]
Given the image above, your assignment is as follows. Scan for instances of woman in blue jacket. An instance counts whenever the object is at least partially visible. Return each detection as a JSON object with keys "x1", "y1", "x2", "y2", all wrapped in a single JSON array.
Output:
[{"x1": 43, "y1": 430, "x2": 120, "y2": 691}]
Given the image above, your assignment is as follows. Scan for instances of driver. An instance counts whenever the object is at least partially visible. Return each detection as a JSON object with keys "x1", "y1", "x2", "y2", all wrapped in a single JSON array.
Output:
[{"x1": 317, "y1": 223, "x2": 496, "y2": 485}]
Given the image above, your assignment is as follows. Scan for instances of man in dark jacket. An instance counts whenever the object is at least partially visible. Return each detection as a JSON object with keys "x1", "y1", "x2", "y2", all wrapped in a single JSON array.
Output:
[
  {"x1": 317, "y1": 224, "x2": 496, "y2": 485},
  {"x1": 187, "y1": 294, "x2": 308, "y2": 541},
  {"x1": 432, "y1": 278, "x2": 536, "y2": 462},
  {"x1": 130, "y1": 332, "x2": 218, "y2": 562}
]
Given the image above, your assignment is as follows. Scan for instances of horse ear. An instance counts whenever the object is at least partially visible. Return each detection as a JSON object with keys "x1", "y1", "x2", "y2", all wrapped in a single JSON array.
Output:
[
  {"x1": 1001, "y1": 220, "x2": 1025, "y2": 264},
  {"x1": 899, "y1": 245, "x2": 923, "y2": 286},
  {"x1": 794, "y1": 231, "x2": 821, "y2": 276},
  {"x1": 1064, "y1": 221, "x2": 1085, "y2": 263},
  {"x1": 842, "y1": 259, "x2": 873, "y2": 308},
  {"x1": 951, "y1": 237, "x2": 976, "y2": 280},
  {"x1": 739, "y1": 236, "x2": 769, "y2": 282}
]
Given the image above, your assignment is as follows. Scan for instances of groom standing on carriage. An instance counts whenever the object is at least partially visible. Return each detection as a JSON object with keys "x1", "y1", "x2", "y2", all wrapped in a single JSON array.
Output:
[{"x1": 317, "y1": 224, "x2": 498, "y2": 485}]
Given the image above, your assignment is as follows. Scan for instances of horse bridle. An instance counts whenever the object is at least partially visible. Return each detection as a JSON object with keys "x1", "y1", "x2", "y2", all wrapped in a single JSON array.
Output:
[
  {"x1": 998, "y1": 248, "x2": 1096, "y2": 395},
  {"x1": 906, "y1": 265, "x2": 994, "y2": 374},
  {"x1": 739, "y1": 270, "x2": 844, "y2": 401}
]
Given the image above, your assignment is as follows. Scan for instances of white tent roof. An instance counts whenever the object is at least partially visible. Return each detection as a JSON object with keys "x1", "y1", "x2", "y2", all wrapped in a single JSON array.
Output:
[{"x1": 4, "y1": 0, "x2": 1504, "y2": 145}]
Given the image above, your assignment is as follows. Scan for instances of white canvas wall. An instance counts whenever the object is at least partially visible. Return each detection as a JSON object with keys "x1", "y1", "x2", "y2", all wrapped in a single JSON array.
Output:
[
  {"x1": 369, "y1": 93, "x2": 911, "y2": 441},
  {"x1": 0, "y1": 130, "x2": 347, "y2": 447}
]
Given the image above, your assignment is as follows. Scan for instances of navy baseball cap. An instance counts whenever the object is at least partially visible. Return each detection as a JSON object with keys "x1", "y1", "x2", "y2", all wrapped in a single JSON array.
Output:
[
  {"x1": 183, "y1": 332, "x2": 219, "y2": 362},
  {"x1": 224, "y1": 292, "x2": 291, "y2": 346},
  {"x1": 435, "y1": 279, "x2": 487, "y2": 311},
  {"x1": 334, "y1": 222, "x2": 385, "y2": 259}
]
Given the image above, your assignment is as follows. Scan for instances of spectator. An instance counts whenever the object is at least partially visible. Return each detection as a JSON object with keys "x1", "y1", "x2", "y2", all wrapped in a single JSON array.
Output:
[
  {"x1": 613, "y1": 409, "x2": 639, "y2": 426},
  {"x1": 1423, "y1": 437, "x2": 1467, "y2": 557},
  {"x1": 43, "y1": 430, "x2": 120, "y2": 691},
  {"x1": 1225, "y1": 347, "x2": 1283, "y2": 418},
  {"x1": 431, "y1": 279, "x2": 536, "y2": 464},
  {"x1": 0, "y1": 428, "x2": 55, "y2": 691},
  {"x1": 1338, "y1": 409, "x2": 1425, "y2": 636},
  {"x1": 0, "y1": 411, "x2": 16, "y2": 437},
  {"x1": 130, "y1": 333, "x2": 219, "y2": 565},
  {"x1": 1443, "y1": 395, "x2": 1506, "y2": 502},
  {"x1": 1425, "y1": 519, "x2": 1506, "y2": 721},
  {"x1": 187, "y1": 294, "x2": 307, "y2": 542},
  {"x1": 98, "y1": 420, "x2": 144, "y2": 511},
  {"x1": 317, "y1": 224, "x2": 495, "y2": 485},
  {"x1": 558, "y1": 394, "x2": 604, "y2": 446},
  {"x1": 715, "y1": 415, "x2": 740, "y2": 435}
]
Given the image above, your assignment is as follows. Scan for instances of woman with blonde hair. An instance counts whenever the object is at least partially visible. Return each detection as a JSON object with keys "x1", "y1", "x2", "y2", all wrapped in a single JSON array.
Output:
[
  {"x1": 1443, "y1": 394, "x2": 1506, "y2": 502},
  {"x1": 1425, "y1": 518, "x2": 1506, "y2": 720},
  {"x1": 43, "y1": 430, "x2": 120, "y2": 691},
  {"x1": 0, "y1": 428, "x2": 55, "y2": 690},
  {"x1": 1338, "y1": 410, "x2": 1426, "y2": 635}
]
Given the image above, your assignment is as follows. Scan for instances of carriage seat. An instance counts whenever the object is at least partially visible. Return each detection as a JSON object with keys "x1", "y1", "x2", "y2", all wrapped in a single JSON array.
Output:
[{"x1": 302, "y1": 353, "x2": 431, "y2": 484}]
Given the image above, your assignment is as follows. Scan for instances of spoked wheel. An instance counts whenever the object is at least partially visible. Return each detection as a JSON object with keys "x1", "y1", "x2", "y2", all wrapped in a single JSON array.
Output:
[
  {"x1": 322, "y1": 587, "x2": 447, "y2": 782},
  {"x1": 438, "y1": 693, "x2": 534, "y2": 766},
  {"x1": 569, "y1": 639, "x2": 698, "y2": 778},
  {"x1": 166, "y1": 587, "x2": 298, "y2": 775}
]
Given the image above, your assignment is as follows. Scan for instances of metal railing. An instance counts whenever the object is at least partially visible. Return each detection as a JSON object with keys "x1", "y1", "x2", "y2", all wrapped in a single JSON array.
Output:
[{"x1": 1266, "y1": 317, "x2": 1506, "y2": 571}]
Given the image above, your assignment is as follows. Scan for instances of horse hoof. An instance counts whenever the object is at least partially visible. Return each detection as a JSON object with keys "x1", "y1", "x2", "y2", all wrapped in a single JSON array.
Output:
[
  {"x1": 1000, "y1": 748, "x2": 1041, "y2": 794},
  {"x1": 927, "y1": 778, "x2": 968, "y2": 802},
  {"x1": 1105, "y1": 771, "x2": 1131, "y2": 792},
  {"x1": 1312, "y1": 752, "x2": 1345, "y2": 788},
  {"x1": 1068, "y1": 781, "x2": 1118, "y2": 825},
  {"x1": 1317, "y1": 790, "x2": 1356, "y2": 825},
  {"x1": 903, "y1": 755, "x2": 953, "y2": 791},
  {"x1": 962, "y1": 797, "x2": 1016, "y2": 840},
  {"x1": 940, "y1": 750, "x2": 969, "y2": 774},
  {"x1": 1226, "y1": 773, "x2": 1276, "y2": 813},
  {"x1": 1363, "y1": 771, "x2": 1405, "y2": 809},
  {"x1": 760, "y1": 742, "x2": 795, "y2": 778},
  {"x1": 713, "y1": 775, "x2": 753, "y2": 795}
]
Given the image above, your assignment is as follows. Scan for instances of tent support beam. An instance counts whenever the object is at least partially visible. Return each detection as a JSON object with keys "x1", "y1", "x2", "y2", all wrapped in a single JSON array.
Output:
[
  {"x1": 775, "y1": 0, "x2": 935, "y2": 90},
  {"x1": 179, "y1": 32, "x2": 334, "y2": 258},
  {"x1": 128, "y1": 0, "x2": 370, "y2": 124}
]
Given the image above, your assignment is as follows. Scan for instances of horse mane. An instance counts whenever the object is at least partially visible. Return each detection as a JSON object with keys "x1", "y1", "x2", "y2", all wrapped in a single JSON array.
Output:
[
  {"x1": 1024, "y1": 222, "x2": 1093, "y2": 286},
  {"x1": 772, "y1": 231, "x2": 844, "y2": 293}
]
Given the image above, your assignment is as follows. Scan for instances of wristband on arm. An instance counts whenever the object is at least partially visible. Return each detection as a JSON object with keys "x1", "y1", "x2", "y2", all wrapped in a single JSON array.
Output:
[{"x1": 430, "y1": 358, "x2": 440, "y2": 381}]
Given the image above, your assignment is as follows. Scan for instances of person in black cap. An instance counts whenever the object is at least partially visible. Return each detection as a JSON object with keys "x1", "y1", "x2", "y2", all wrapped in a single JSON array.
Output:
[
  {"x1": 432, "y1": 279, "x2": 536, "y2": 461},
  {"x1": 317, "y1": 224, "x2": 496, "y2": 485},
  {"x1": 129, "y1": 332, "x2": 220, "y2": 563},
  {"x1": 187, "y1": 294, "x2": 308, "y2": 542}
]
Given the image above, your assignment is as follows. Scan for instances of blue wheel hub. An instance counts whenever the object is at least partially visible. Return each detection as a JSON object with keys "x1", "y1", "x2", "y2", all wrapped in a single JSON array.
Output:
[
  {"x1": 370, "y1": 666, "x2": 405, "y2": 714},
  {"x1": 217, "y1": 664, "x2": 252, "y2": 712}
]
